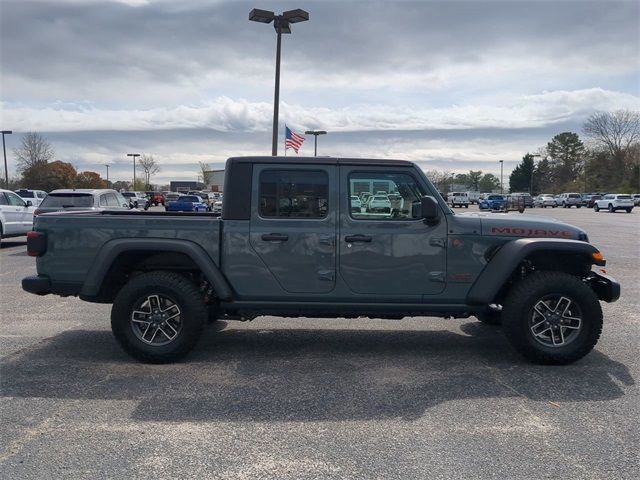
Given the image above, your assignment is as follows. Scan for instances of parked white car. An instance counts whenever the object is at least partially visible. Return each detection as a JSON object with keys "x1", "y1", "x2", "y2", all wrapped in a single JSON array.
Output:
[
  {"x1": 350, "y1": 195, "x2": 362, "y2": 211},
  {"x1": 211, "y1": 199, "x2": 223, "y2": 214},
  {"x1": 448, "y1": 192, "x2": 470, "y2": 208},
  {"x1": 0, "y1": 189, "x2": 36, "y2": 241},
  {"x1": 367, "y1": 195, "x2": 391, "y2": 213},
  {"x1": 15, "y1": 189, "x2": 48, "y2": 207},
  {"x1": 594, "y1": 194, "x2": 634, "y2": 213}
]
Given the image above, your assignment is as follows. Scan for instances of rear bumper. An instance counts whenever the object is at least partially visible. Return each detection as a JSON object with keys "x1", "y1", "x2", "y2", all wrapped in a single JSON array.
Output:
[
  {"x1": 587, "y1": 272, "x2": 620, "y2": 303},
  {"x1": 22, "y1": 275, "x2": 52, "y2": 295}
]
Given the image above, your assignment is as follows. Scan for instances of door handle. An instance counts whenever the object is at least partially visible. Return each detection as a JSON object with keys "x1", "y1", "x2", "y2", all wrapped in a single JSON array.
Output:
[
  {"x1": 345, "y1": 234, "x2": 372, "y2": 243},
  {"x1": 261, "y1": 233, "x2": 289, "y2": 242}
]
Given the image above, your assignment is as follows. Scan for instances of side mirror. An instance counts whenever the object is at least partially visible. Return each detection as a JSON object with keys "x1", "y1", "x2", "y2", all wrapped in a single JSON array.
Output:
[
  {"x1": 26, "y1": 200, "x2": 33, "y2": 207},
  {"x1": 420, "y1": 196, "x2": 440, "y2": 223}
]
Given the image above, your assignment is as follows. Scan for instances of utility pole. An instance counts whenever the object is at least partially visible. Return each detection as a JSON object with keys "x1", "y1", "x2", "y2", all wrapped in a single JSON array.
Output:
[
  {"x1": 105, "y1": 164, "x2": 110, "y2": 184},
  {"x1": 127, "y1": 153, "x2": 140, "y2": 188},
  {"x1": 499, "y1": 160, "x2": 504, "y2": 194},
  {"x1": 2, "y1": 130, "x2": 12, "y2": 189}
]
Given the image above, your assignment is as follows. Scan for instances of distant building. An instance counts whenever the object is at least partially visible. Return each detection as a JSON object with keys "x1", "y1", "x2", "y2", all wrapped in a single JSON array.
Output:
[
  {"x1": 204, "y1": 169, "x2": 225, "y2": 192},
  {"x1": 169, "y1": 181, "x2": 204, "y2": 192}
]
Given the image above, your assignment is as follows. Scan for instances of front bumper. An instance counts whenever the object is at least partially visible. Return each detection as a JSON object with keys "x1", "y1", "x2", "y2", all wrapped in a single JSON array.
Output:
[
  {"x1": 586, "y1": 272, "x2": 620, "y2": 303},
  {"x1": 22, "y1": 275, "x2": 52, "y2": 295}
]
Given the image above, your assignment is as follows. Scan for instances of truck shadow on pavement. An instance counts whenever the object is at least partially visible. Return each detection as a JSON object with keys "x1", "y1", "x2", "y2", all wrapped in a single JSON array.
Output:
[{"x1": 0, "y1": 321, "x2": 634, "y2": 422}]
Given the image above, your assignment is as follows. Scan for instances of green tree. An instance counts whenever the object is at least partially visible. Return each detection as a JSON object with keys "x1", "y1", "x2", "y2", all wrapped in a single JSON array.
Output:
[
  {"x1": 467, "y1": 170, "x2": 483, "y2": 191},
  {"x1": 509, "y1": 154, "x2": 535, "y2": 193},
  {"x1": 478, "y1": 173, "x2": 500, "y2": 192},
  {"x1": 533, "y1": 157, "x2": 553, "y2": 194},
  {"x1": 546, "y1": 132, "x2": 585, "y2": 188}
]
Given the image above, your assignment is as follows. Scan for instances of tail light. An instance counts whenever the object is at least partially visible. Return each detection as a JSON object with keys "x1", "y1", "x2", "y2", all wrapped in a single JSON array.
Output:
[{"x1": 27, "y1": 231, "x2": 46, "y2": 257}]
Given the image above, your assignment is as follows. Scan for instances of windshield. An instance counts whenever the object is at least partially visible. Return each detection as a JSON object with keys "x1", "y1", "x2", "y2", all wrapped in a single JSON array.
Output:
[
  {"x1": 617, "y1": 195, "x2": 631, "y2": 199},
  {"x1": 488, "y1": 195, "x2": 503, "y2": 200},
  {"x1": 121, "y1": 192, "x2": 135, "y2": 198},
  {"x1": 40, "y1": 193, "x2": 94, "y2": 208},
  {"x1": 16, "y1": 191, "x2": 35, "y2": 197},
  {"x1": 178, "y1": 196, "x2": 200, "y2": 202}
]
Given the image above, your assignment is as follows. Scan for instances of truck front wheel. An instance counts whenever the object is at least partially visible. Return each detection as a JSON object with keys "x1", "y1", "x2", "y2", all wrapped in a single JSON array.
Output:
[
  {"x1": 111, "y1": 271, "x2": 206, "y2": 363},
  {"x1": 501, "y1": 272, "x2": 602, "y2": 365}
]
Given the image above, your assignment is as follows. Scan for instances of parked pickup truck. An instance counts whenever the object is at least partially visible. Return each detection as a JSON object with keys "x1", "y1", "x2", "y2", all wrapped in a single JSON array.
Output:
[
  {"x1": 165, "y1": 195, "x2": 208, "y2": 212},
  {"x1": 23, "y1": 156, "x2": 620, "y2": 365}
]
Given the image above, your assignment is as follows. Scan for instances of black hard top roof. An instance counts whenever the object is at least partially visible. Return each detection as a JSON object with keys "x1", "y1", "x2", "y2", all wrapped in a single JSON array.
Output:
[{"x1": 226, "y1": 156, "x2": 415, "y2": 167}]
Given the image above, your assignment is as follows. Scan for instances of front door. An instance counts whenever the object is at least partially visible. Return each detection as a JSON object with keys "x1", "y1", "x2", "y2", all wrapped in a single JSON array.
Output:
[
  {"x1": 2, "y1": 191, "x2": 30, "y2": 234},
  {"x1": 249, "y1": 164, "x2": 336, "y2": 294},
  {"x1": 338, "y1": 167, "x2": 447, "y2": 296}
]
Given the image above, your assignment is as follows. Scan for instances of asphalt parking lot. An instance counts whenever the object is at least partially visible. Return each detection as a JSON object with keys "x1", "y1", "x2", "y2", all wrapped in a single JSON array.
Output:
[{"x1": 1, "y1": 206, "x2": 638, "y2": 479}]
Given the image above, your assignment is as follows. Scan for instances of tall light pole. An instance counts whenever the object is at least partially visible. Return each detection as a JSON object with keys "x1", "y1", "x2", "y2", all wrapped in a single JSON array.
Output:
[
  {"x1": 499, "y1": 160, "x2": 504, "y2": 194},
  {"x1": 104, "y1": 164, "x2": 110, "y2": 184},
  {"x1": 249, "y1": 8, "x2": 309, "y2": 156},
  {"x1": 127, "y1": 153, "x2": 140, "y2": 188},
  {"x1": 305, "y1": 130, "x2": 326, "y2": 156},
  {"x1": 2, "y1": 130, "x2": 12, "y2": 189}
]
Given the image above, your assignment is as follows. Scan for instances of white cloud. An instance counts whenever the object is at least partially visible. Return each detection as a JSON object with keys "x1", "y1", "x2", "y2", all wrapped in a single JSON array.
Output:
[{"x1": 3, "y1": 88, "x2": 637, "y2": 134}]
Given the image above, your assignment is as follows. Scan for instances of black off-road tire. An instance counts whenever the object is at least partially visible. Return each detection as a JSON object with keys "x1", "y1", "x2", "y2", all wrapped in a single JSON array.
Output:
[
  {"x1": 502, "y1": 271, "x2": 602, "y2": 365},
  {"x1": 608, "y1": 204, "x2": 614, "y2": 212},
  {"x1": 626, "y1": 208, "x2": 632, "y2": 213},
  {"x1": 594, "y1": 204, "x2": 600, "y2": 212},
  {"x1": 111, "y1": 271, "x2": 206, "y2": 363},
  {"x1": 476, "y1": 310, "x2": 502, "y2": 325}
]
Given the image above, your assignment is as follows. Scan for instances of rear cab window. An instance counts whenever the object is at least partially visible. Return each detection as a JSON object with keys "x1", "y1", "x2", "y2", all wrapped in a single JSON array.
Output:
[{"x1": 40, "y1": 193, "x2": 94, "y2": 208}]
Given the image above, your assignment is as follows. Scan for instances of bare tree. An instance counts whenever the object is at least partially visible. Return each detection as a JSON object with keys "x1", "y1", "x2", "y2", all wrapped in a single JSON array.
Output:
[
  {"x1": 198, "y1": 161, "x2": 211, "y2": 186},
  {"x1": 13, "y1": 132, "x2": 54, "y2": 172},
  {"x1": 583, "y1": 110, "x2": 640, "y2": 159},
  {"x1": 137, "y1": 154, "x2": 160, "y2": 189}
]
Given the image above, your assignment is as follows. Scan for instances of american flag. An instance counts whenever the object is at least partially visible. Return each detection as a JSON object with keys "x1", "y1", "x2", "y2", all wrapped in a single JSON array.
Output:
[{"x1": 285, "y1": 125, "x2": 305, "y2": 153}]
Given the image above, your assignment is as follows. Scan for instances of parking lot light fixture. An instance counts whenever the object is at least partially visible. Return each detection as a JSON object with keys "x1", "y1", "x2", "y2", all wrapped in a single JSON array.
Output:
[
  {"x1": 249, "y1": 7, "x2": 309, "y2": 156},
  {"x1": 304, "y1": 130, "x2": 327, "y2": 156},
  {"x1": 127, "y1": 153, "x2": 140, "y2": 187},
  {"x1": 2, "y1": 130, "x2": 12, "y2": 189},
  {"x1": 499, "y1": 160, "x2": 504, "y2": 194}
]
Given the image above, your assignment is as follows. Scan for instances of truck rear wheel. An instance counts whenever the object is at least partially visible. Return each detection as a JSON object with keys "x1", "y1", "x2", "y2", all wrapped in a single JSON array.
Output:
[
  {"x1": 501, "y1": 272, "x2": 602, "y2": 365},
  {"x1": 111, "y1": 271, "x2": 206, "y2": 363}
]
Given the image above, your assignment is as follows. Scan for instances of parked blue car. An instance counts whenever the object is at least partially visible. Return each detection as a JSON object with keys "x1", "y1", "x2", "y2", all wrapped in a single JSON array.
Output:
[
  {"x1": 479, "y1": 194, "x2": 506, "y2": 210},
  {"x1": 165, "y1": 195, "x2": 209, "y2": 212}
]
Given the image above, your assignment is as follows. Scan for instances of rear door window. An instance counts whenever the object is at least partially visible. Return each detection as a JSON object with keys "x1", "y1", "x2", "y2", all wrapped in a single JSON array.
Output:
[{"x1": 259, "y1": 170, "x2": 328, "y2": 218}]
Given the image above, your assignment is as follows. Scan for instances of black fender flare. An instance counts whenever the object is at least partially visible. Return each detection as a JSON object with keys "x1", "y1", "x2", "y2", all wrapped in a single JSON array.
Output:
[
  {"x1": 79, "y1": 238, "x2": 233, "y2": 301},
  {"x1": 466, "y1": 238, "x2": 602, "y2": 305}
]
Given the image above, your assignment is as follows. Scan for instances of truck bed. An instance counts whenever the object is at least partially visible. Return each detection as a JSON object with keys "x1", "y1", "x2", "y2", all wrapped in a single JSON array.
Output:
[{"x1": 33, "y1": 210, "x2": 222, "y2": 294}]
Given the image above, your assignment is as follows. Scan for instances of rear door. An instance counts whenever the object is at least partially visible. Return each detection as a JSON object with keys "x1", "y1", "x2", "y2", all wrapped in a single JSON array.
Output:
[{"x1": 249, "y1": 164, "x2": 336, "y2": 294}]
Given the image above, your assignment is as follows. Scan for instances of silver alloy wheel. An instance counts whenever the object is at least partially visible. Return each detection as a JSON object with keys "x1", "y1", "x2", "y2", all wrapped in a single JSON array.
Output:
[
  {"x1": 529, "y1": 295, "x2": 582, "y2": 347},
  {"x1": 130, "y1": 294, "x2": 183, "y2": 346}
]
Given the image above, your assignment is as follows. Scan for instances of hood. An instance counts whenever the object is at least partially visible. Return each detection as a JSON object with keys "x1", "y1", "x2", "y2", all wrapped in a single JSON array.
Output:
[{"x1": 457, "y1": 212, "x2": 587, "y2": 240}]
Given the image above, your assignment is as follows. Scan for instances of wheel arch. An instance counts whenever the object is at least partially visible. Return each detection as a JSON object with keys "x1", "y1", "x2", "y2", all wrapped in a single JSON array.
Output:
[
  {"x1": 80, "y1": 238, "x2": 233, "y2": 302},
  {"x1": 467, "y1": 238, "x2": 603, "y2": 305}
]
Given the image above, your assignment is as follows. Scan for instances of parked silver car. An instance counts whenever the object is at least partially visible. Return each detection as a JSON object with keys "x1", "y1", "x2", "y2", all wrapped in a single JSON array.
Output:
[{"x1": 34, "y1": 189, "x2": 131, "y2": 215}]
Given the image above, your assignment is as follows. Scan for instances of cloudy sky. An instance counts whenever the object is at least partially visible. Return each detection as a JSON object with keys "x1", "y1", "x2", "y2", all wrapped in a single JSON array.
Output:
[{"x1": 1, "y1": 0, "x2": 639, "y2": 184}]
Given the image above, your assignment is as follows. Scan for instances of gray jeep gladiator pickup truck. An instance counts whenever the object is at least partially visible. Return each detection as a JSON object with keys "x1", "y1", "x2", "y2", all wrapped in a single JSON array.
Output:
[{"x1": 23, "y1": 156, "x2": 620, "y2": 364}]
